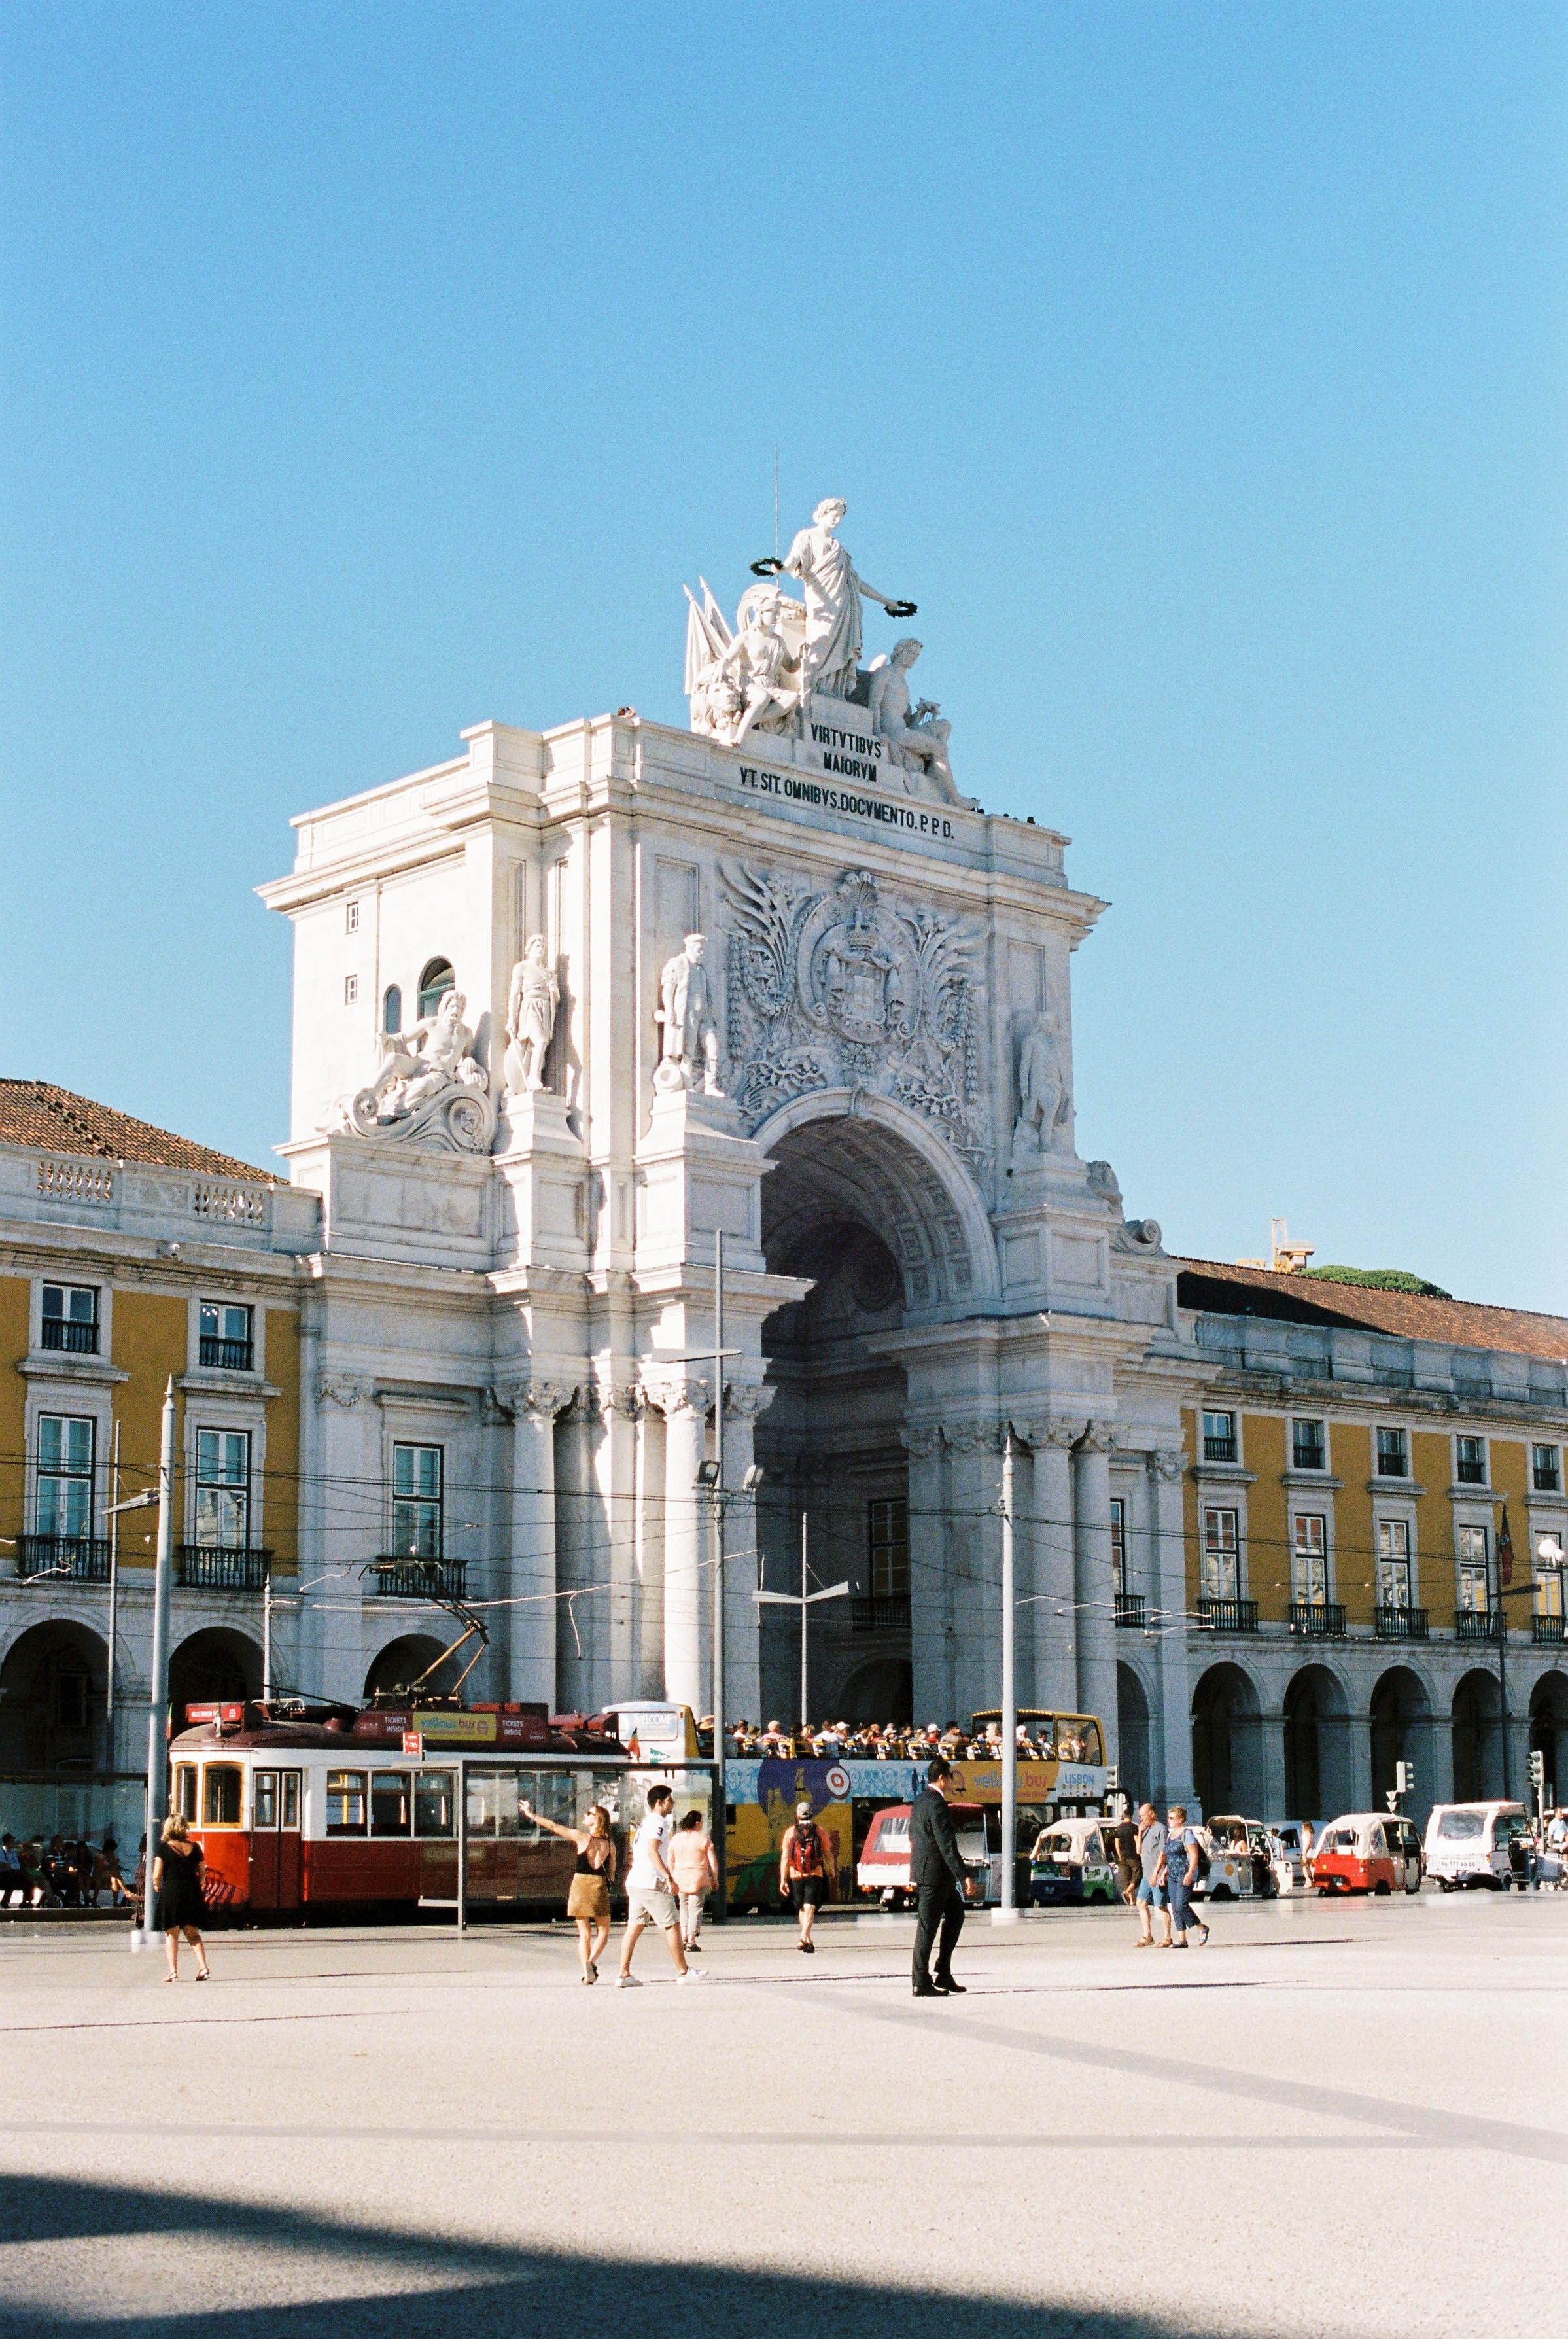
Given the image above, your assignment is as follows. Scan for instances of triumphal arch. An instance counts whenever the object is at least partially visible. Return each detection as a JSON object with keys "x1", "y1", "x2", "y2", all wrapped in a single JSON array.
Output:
[{"x1": 263, "y1": 499, "x2": 1194, "y2": 1784}]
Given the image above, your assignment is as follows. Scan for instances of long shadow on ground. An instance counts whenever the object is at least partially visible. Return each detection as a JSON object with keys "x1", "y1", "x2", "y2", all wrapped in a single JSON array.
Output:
[{"x1": 0, "y1": 2170, "x2": 1230, "y2": 2338}]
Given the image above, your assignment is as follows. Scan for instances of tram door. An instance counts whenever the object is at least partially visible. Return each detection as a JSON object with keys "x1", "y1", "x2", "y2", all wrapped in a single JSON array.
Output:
[{"x1": 251, "y1": 1770, "x2": 303, "y2": 1912}]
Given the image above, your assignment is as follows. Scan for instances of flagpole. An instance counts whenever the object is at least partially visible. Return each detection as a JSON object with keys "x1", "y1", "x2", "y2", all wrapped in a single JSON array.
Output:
[{"x1": 1495, "y1": 1507, "x2": 1512, "y2": 1801}]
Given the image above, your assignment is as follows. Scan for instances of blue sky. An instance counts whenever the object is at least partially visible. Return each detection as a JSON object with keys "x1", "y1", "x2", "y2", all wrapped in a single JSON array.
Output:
[{"x1": 3, "y1": 5, "x2": 1564, "y2": 1308}]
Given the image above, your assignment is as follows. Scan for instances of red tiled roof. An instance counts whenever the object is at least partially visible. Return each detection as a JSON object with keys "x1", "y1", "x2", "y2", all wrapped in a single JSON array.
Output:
[
  {"x1": 1176, "y1": 1257, "x2": 1568, "y2": 1364},
  {"x1": 0, "y1": 1080, "x2": 273, "y2": 1183}
]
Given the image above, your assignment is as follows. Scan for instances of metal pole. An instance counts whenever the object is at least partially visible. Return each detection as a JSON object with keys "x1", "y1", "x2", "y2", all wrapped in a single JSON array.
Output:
[
  {"x1": 262, "y1": 1560, "x2": 273, "y2": 1702},
  {"x1": 997, "y1": 1428, "x2": 1019, "y2": 1922},
  {"x1": 1494, "y1": 1536, "x2": 1512, "y2": 1801},
  {"x1": 710, "y1": 1227, "x2": 728, "y2": 1926},
  {"x1": 459, "y1": 1759, "x2": 470, "y2": 1937},
  {"x1": 799, "y1": 1507, "x2": 809, "y2": 1732},
  {"x1": 136, "y1": 1379, "x2": 176, "y2": 1948},
  {"x1": 106, "y1": 1420, "x2": 120, "y2": 1762}
]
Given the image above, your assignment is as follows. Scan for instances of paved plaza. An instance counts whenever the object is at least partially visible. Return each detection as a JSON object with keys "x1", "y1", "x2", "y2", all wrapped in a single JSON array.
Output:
[{"x1": 0, "y1": 1893, "x2": 1563, "y2": 2337}]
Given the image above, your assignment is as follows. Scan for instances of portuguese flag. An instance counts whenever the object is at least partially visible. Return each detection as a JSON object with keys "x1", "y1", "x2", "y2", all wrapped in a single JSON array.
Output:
[{"x1": 1499, "y1": 1507, "x2": 1514, "y2": 1589}]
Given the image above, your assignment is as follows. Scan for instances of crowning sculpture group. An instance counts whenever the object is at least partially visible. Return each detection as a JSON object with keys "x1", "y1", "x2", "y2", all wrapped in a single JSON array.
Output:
[{"x1": 328, "y1": 494, "x2": 1081, "y2": 1168}]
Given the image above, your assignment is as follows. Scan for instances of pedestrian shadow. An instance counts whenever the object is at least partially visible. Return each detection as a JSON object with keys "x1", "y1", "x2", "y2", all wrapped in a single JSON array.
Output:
[{"x1": 0, "y1": 2171, "x2": 1228, "y2": 2338}]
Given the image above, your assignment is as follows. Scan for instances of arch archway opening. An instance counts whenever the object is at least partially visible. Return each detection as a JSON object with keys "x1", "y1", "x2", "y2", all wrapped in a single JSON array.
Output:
[
  {"x1": 1116, "y1": 1663, "x2": 1151, "y2": 1809},
  {"x1": 1528, "y1": 1670, "x2": 1568, "y2": 1808},
  {"x1": 364, "y1": 1634, "x2": 460, "y2": 1704},
  {"x1": 1283, "y1": 1662, "x2": 1351, "y2": 1823},
  {"x1": 1452, "y1": 1668, "x2": 1503, "y2": 1803},
  {"x1": 0, "y1": 1619, "x2": 109, "y2": 1771},
  {"x1": 1370, "y1": 1664, "x2": 1433, "y2": 1820},
  {"x1": 1191, "y1": 1662, "x2": 1263, "y2": 1818},
  {"x1": 169, "y1": 1628, "x2": 261, "y2": 1725}
]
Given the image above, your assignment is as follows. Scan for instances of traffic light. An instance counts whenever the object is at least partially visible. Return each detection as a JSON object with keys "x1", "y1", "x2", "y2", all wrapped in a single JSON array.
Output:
[
  {"x1": 1104, "y1": 1764, "x2": 1120, "y2": 1793},
  {"x1": 1529, "y1": 1750, "x2": 1545, "y2": 1789},
  {"x1": 1395, "y1": 1761, "x2": 1414, "y2": 1797}
]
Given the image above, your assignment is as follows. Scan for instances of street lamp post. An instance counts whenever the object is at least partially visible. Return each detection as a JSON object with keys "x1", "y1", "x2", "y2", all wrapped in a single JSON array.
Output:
[
  {"x1": 756, "y1": 1512, "x2": 850, "y2": 1727},
  {"x1": 133, "y1": 1381, "x2": 177, "y2": 1950},
  {"x1": 995, "y1": 1427, "x2": 1019, "y2": 1925}
]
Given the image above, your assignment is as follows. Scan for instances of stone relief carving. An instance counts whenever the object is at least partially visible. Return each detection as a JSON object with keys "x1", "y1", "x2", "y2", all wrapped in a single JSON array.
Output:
[
  {"x1": 1077, "y1": 1420, "x2": 1116, "y2": 1454},
  {"x1": 317, "y1": 1374, "x2": 368, "y2": 1408},
  {"x1": 653, "y1": 934, "x2": 724, "y2": 1098},
  {"x1": 491, "y1": 1380, "x2": 574, "y2": 1422},
  {"x1": 1147, "y1": 1449, "x2": 1187, "y2": 1483},
  {"x1": 503, "y1": 937, "x2": 558, "y2": 1098},
  {"x1": 1011, "y1": 1011, "x2": 1071, "y2": 1164},
  {"x1": 336, "y1": 989, "x2": 497, "y2": 1155},
  {"x1": 722, "y1": 862, "x2": 988, "y2": 1170}
]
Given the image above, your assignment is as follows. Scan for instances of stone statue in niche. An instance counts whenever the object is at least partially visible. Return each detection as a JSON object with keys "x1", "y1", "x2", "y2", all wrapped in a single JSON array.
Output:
[
  {"x1": 654, "y1": 933, "x2": 723, "y2": 1096},
  {"x1": 1011, "y1": 1010, "x2": 1071, "y2": 1163},
  {"x1": 503, "y1": 935, "x2": 558, "y2": 1096},
  {"x1": 339, "y1": 987, "x2": 497, "y2": 1153},
  {"x1": 866, "y1": 639, "x2": 962, "y2": 804}
]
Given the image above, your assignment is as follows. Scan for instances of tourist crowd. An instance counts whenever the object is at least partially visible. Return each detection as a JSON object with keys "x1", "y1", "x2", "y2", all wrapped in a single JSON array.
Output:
[
  {"x1": 722, "y1": 1717, "x2": 1095, "y2": 1763},
  {"x1": 0, "y1": 1830, "x2": 136, "y2": 1908}
]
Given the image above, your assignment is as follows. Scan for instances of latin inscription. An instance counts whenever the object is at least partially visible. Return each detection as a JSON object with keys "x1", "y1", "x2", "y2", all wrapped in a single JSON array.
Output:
[{"x1": 738, "y1": 763, "x2": 956, "y2": 840}]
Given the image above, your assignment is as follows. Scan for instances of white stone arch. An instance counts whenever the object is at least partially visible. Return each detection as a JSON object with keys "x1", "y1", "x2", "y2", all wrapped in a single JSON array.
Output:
[
  {"x1": 754, "y1": 1086, "x2": 1001, "y2": 1314},
  {"x1": 0, "y1": 1600, "x2": 113, "y2": 1673}
]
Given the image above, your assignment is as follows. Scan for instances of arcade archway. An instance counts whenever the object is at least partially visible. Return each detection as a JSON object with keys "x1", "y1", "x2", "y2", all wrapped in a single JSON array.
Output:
[
  {"x1": 1116, "y1": 1662, "x2": 1152, "y2": 1808},
  {"x1": 364, "y1": 1634, "x2": 457, "y2": 1702},
  {"x1": 1192, "y1": 1661, "x2": 1263, "y2": 1816},
  {"x1": 1452, "y1": 1669, "x2": 1502, "y2": 1802},
  {"x1": 1370, "y1": 1664, "x2": 1433, "y2": 1819},
  {"x1": 0, "y1": 1619, "x2": 108, "y2": 1771},
  {"x1": 1283, "y1": 1662, "x2": 1351, "y2": 1821},
  {"x1": 1529, "y1": 1671, "x2": 1568, "y2": 1808}
]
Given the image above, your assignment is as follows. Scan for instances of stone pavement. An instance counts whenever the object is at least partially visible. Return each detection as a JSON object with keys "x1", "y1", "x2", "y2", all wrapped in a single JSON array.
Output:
[{"x1": 0, "y1": 1893, "x2": 1563, "y2": 2336}]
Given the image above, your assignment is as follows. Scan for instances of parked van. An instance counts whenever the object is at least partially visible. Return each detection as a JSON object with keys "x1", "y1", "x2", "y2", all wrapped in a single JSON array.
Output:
[
  {"x1": 1312, "y1": 1812, "x2": 1423, "y2": 1895},
  {"x1": 1026, "y1": 1816, "x2": 1120, "y2": 1908},
  {"x1": 855, "y1": 1801, "x2": 988, "y2": 1909},
  {"x1": 1423, "y1": 1801, "x2": 1530, "y2": 1891}
]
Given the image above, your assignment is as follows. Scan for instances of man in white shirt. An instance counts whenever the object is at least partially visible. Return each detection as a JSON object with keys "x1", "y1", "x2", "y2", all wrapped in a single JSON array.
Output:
[{"x1": 618, "y1": 1784, "x2": 705, "y2": 1987}]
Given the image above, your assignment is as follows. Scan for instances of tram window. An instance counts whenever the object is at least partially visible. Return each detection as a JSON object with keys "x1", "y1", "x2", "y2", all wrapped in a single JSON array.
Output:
[
  {"x1": 326, "y1": 1770, "x2": 368, "y2": 1835},
  {"x1": 203, "y1": 1765, "x2": 242, "y2": 1827},
  {"x1": 371, "y1": 1771, "x2": 411, "y2": 1837},
  {"x1": 415, "y1": 1771, "x2": 455, "y2": 1837},
  {"x1": 281, "y1": 1772, "x2": 300, "y2": 1829},
  {"x1": 254, "y1": 1772, "x2": 277, "y2": 1829},
  {"x1": 517, "y1": 1770, "x2": 577, "y2": 1837},
  {"x1": 173, "y1": 1765, "x2": 198, "y2": 1821},
  {"x1": 465, "y1": 1770, "x2": 503, "y2": 1838}
]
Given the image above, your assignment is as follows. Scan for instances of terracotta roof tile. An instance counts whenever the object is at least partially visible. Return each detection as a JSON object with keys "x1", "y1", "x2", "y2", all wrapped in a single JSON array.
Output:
[
  {"x1": 1176, "y1": 1257, "x2": 1568, "y2": 1365},
  {"x1": 0, "y1": 1080, "x2": 274, "y2": 1184}
]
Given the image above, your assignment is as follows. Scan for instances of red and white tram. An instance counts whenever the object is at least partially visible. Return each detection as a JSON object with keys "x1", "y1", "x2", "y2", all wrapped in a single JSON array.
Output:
[{"x1": 171, "y1": 1700, "x2": 711, "y2": 1920}]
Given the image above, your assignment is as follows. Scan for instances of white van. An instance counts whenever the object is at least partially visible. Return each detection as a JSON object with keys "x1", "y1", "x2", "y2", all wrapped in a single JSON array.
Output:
[{"x1": 1423, "y1": 1801, "x2": 1530, "y2": 1891}]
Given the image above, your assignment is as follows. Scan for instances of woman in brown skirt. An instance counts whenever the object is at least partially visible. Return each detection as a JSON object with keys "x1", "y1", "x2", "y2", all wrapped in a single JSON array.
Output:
[{"x1": 523, "y1": 1799, "x2": 617, "y2": 1982}]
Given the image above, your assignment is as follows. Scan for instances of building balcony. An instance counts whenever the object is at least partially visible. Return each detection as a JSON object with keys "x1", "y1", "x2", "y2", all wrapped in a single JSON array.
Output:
[
  {"x1": 198, "y1": 1334, "x2": 254, "y2": 1371},
  {"x1": 1114, "y1": 1593, "x2": 1146, "y2": 1628},
  {"x1": 850, "y1": 1593, "x2": 911, "y2": 1633},
  {"x1": 1289, "y1": 1601, "x2": 1346, "y2": 1638},
  {"x1": 1374, "y1": 1606, "x2": 1429, "y2": 1641},
  {"x1": 1532, "y1": 1613, "x2": 1566, "y2": 1646},
  {"x1": 1196, "y1": 1598, "x2": 1259, "y2": 1634},
  {"x1": 40, "y1": 1318, "x2": 99, "y2": 1356},
  {"x1": 1454, "y1": 1609, "x2": 1501, "y2": 1644},
  {"x1": 176, "y1": 1545, "x2": 271, "y2": 1592},
  {"x1": 372, "y1": 1556, "x2": 466, "y2": 1600},
  {"x1": 15, "y1": 1534, "x2": 111, "y2": 1583}
]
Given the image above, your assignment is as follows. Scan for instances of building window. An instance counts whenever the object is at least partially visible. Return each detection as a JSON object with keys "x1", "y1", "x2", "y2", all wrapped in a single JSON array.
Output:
[
  {"x1": 1376, "y1": 1426, "x2": 1408, "y2": 1479},
  {"x1": 1202, "y1": 1411, "x2": 1237, "y2": 1464},
  {"x1": 37, "y1": 1414, "x2": 94, "y2": 1539},
  {"x1": 1376, "y1": 1519, "x2": 1412, "y2": 1609},
  {"x1": 1455, "y1": 1435, "x2": 1487, "y2": 1486},
  {"x1": 345, "y1": 899, "x2": 360, "y2": 934},
  {"x1": 417, "y1": 957, "x2": 455, "y2": 1019},
  {"x1": 1291, "y1": 1513, "x2": 1329, "y2": 1605},
  {"x1": 40, "y1": 1282, "x2": 99, "y2": 1356},
  {"x1": 1531, "y1": 1443, "x2": 1561, "y2": 1494},
  {"x1": 1291, "y1": 1418, "x2": 1326, "y2": 1472},
  {"x1": 1201, "y1": 1507, "x2": 1239, "y2": 1600},
  {"x1": 1110, "y1": 1497, "x2": 1127, "y2": 1596},
  {"x1": 392, "y1": 1443, "x2": 443, "y2": 1558},
  {"x1": 199, "y1": 1300, "x2": 253, "y2": 1372},
  {"x1": 383, "y1": 983, "x2": 402, "y2": 1035},
  {"x1": 1457, "y1": 1524, "x2": 1490, "y2": 1613},
  {"x1": 867, "y1": 1496, "x2": 909, "y2": 1598},
  {"x1": 1536, "y1": 1546, "x2": 1565, "y2": 1620},
  {"x1": 344, "y1": 974, "x2": 358, "y2": 1005},
  {"x1": 196, "y1": 1429, "x2": 251, "y2": 1549}
]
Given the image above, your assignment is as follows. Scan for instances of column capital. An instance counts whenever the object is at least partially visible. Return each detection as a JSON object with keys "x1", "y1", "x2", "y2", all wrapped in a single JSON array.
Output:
[
  {"x1": 901, "y1": 1424, "x2": 943, "y2": 1459},
  {"x1": 726, "y1": 1381, "x2": 775, "y2": 1421},
  {"x1": 1075, "y1": 1420, "x2": 1115, "y2": 1456},
  {"x1": 1146, "y1": 1447, "x2": 1186, "y2": 1483},
  {"x1": 592, "y1": 1378, "x2": 645, "y2": 1421},
  {"x1": 493, "y1": 1378, "x2": 575, "y2": 1421},
  {"x1": 943, "y1": 1420, "x2": 1003, "y2": 1454},
  {"x1": 641, "y1": 1369, "x2": 711, "y2": 1420}
]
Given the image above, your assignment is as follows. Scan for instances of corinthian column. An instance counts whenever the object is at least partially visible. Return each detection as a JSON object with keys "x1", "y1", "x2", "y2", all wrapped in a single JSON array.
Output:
[
  {"x1": 497, "y1": 1379, "x2": 572, "y2": 1708},
  {"x1": 1073, "y1": 1422, "x2": 1119, "y2": 1762},
  {"x1": 646, "y1": 1373, "x2": 710, "y2": 1714},
  {"x1": 1147, "y1": 1449, "x2": 1194, "y2": 1807}
]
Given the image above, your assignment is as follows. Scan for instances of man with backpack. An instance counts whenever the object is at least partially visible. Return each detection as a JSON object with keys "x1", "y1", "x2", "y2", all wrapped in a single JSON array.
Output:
[
  {"x1": 1163, "y1": 1804, "x2": 1211, "y2": 1948},
  {"x1": 778, "y1": 1799, "x2": 837, "y2": 1955}
]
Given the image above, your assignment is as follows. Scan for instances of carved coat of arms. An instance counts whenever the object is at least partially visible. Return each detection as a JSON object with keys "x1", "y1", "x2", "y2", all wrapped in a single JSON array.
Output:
[{"x1": 721, "y1": 863, "x2": 988, "y2": 1170}]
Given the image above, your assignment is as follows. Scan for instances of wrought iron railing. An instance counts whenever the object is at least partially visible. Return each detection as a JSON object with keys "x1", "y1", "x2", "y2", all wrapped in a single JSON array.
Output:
[
  {"x1": 1196, "y1": 1598, "x2": 1259, "y2": 1633},
  {"x1": 40, "y1": 1318, "x2": 99, "y2": 1354},
  {"x1": 1289, "y1": 1601, "x2": 1346, "y2": 1637},
  {"x1": 176, "y1": 1545, "x2": 271, "y2": 1591},
  {"x1": 199, "y1": 1335, "x2": 255, "y2": 1371},
  {"x1": 1532, "y1": 1613, "x2": 1566, "y2": 1646},
  {"x1": 850, "y1": 1593, "x2": 911, "y2": 1633},
  {"x1": 1114, "y1": 1593, "x2": 1146, "y2": 1628},
  {"x1": 1374, "y1": 1606, "x2": 1429, "y2": 1640},
  {"x1": 16, "y1": 1534, "x2": 111, "y2": 1582},
  {"x1": 1454, "y1": 1609, "x2": 1501, "y2": 1643},
  {"x1": 373, "y1": 1556, "x2": 466, "y2": 1599}
]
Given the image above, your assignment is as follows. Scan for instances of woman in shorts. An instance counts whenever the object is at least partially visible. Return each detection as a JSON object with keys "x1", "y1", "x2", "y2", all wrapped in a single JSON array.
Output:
[
  {"x1": 524, "y1": 1799, "x2": 618, "y2": 1983},
  {"x1": 778, "y1": 1799, "x2": 837, "y2": 1955},
  {"x1": 669, "y1": 1808, "x2": 719, "y2": 1952}
]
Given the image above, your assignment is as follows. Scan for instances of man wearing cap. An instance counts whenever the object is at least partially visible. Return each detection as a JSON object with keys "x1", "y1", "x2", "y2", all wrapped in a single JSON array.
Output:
[{"x1": 778, "y1": 1798, "x2": 837, "y2": 1956}]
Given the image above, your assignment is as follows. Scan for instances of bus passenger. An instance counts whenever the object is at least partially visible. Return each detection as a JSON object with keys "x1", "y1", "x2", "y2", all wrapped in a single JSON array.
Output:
[
  {"x1": 523, "y1": 1799, "x2": 618, "y2": 1984},
  {"x1": 152, "y1": 1814, "x2": 211, "y2": 1982}
]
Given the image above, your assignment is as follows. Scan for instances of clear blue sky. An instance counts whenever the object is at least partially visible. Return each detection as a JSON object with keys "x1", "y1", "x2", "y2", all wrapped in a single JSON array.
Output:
[{"x1": 3, "y1": 6, "x2": 1564, "y2": 1309}]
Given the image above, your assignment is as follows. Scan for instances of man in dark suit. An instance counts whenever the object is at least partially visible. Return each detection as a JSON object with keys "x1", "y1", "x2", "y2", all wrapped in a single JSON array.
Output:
[{"x1": 909, "y1": 1755, "x2": 977, "y2": 1996}]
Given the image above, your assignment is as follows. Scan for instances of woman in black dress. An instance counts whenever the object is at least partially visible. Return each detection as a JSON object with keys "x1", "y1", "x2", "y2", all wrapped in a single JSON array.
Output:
[{"x1": 152, "y1": 1814, "x2": 211, "y2": 1981}]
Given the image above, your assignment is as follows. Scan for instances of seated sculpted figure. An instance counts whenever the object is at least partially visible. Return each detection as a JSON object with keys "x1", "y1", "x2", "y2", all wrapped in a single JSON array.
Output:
[
  {"x1": 711, "y1": 588, "x2": 801, "y2": 745},
  {"x1": 364, "y1": 988, "x2": 487, "y2": 1119},
  {"x1": 866, "y1": 639, "x2": 960, "y2": 803}
]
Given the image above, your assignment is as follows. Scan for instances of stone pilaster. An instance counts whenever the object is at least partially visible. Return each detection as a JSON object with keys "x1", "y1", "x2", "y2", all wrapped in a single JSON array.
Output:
[
  {"x1": 493, "y1": 1378, "x2": 573, "y2": 1708},
  {"x1": 644, "y1": 1371, "x2": 711, "y2": 1713},
  {"x1": 1073, "y1": 1422, "x2": 1119, "y2": 1761},
  {"x1": 1147, "y1": 1449, "x2": 1194, "y2": 1808}
]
